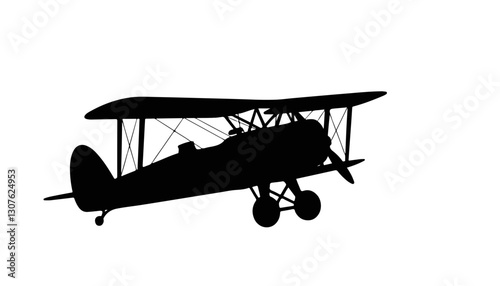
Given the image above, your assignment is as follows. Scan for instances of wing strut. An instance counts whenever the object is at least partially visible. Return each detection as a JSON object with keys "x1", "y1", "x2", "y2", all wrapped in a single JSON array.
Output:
[
  {"x1": 324, "y1": 109, "x2": 330, "y2": 134},
  {"x1": 225, "y1": 116, "x2": 236, "y2": 129},
  {"x1": 117, "y1": 118, "x2": 122, "y2": 177},
  {"x1": 138, "y1": 118, "x2": 145, "y2": 169},
  {"x1": 345, "y1": 107, "x2": 352, "y2": 161}
]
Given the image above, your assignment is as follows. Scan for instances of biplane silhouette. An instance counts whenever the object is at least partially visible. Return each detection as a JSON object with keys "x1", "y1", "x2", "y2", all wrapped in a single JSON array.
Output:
[{"x1": 45, "y1": 91, "x2": 385, "y2": 227}]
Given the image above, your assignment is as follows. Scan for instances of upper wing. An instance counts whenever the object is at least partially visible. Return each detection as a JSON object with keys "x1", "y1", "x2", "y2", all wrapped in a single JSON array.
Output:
[
  {"x1": 84, "y1": 91, "x2": 386, "y2": 119},
  {"x1": 85, "y1": 97, "x2": 266, "y2": 119},
  {"x1": 262, "y1": 91, "x2": 386, "y2": 114}
]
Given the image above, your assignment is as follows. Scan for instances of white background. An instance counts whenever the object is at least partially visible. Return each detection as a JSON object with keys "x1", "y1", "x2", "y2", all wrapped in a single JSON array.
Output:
[{"x1": 1, "y1": 0, "x2": 500, "y2": 285}]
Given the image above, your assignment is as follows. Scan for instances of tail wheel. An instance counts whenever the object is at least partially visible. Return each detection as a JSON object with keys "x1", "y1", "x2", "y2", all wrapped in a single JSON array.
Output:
[
  {"x1": 95, "y1": 216, "x2": 104, "y2": 226},
  {"x1": 294, "y1": 190, "x2": 321, "y2": 220},
  {"x1": 95, "y1": 209, "x2": 110, "y2": 226},
  {"x1": 253, "y1": 196, "x2": 280, "y2": 227}
]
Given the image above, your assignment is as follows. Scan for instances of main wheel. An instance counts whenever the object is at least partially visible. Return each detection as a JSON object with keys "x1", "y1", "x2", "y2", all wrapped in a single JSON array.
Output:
[
  {"x1": 294, "y1": 190, "x2": 321, "y2": 220},
  {"x1": 253, "y1": 196, "x2": 280, "y2": 227}
]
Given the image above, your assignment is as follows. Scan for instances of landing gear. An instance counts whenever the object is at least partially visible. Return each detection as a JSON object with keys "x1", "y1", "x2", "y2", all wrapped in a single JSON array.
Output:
[
  {"x1": 253, "y1": 196, "x2": 280, "y2": 227},
  {"x1": 250, "y1": 180, "x2": 321, "y2": 227},
  {"x1": 95, "y1": 209, "x2": 111, "y2": 226},
  {"x1": 294, "y1": 190, "x2": 321, "y2": 220},
  {"x1": 95, "y1": 216, "x2": 104, "y2": 226}
]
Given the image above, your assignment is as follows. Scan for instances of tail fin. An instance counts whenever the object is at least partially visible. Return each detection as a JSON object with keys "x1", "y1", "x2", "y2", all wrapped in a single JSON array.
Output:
[{"x1": 45, "y1": 145, "x2": 114, "y2": 212}]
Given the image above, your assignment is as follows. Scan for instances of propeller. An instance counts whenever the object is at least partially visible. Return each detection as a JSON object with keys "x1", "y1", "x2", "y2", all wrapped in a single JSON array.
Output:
[{"x1": 328, "y1": 150, "x2": 354, "y2": 184}]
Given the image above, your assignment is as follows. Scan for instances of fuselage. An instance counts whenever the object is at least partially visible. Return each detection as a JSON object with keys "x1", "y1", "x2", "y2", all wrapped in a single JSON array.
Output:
[{"x1": 74, "y1": 119, "x2": 330, "y2": 211}]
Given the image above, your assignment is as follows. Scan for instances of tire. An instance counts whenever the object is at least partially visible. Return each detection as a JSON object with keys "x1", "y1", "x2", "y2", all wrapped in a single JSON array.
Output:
[
  {"x1": 294, "y1": 190, "x2": 321, "y2": 220},
  {"x1": 95, "y1": 216, "x2": 104, "y2": 226},
  {"x1": 252, "y1": 196, "x2": 280, "y2": 227}
]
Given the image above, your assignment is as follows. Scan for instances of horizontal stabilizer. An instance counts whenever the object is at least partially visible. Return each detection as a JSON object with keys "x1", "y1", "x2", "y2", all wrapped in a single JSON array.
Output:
[{"x1": 44, "y1": 193, "x2": 74, "y2": 201}]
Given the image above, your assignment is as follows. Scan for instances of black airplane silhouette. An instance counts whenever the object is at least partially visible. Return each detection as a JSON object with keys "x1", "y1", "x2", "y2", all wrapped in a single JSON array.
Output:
[{"x1": 45, "y1": 92, "x2": 385, "y2": 227}]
